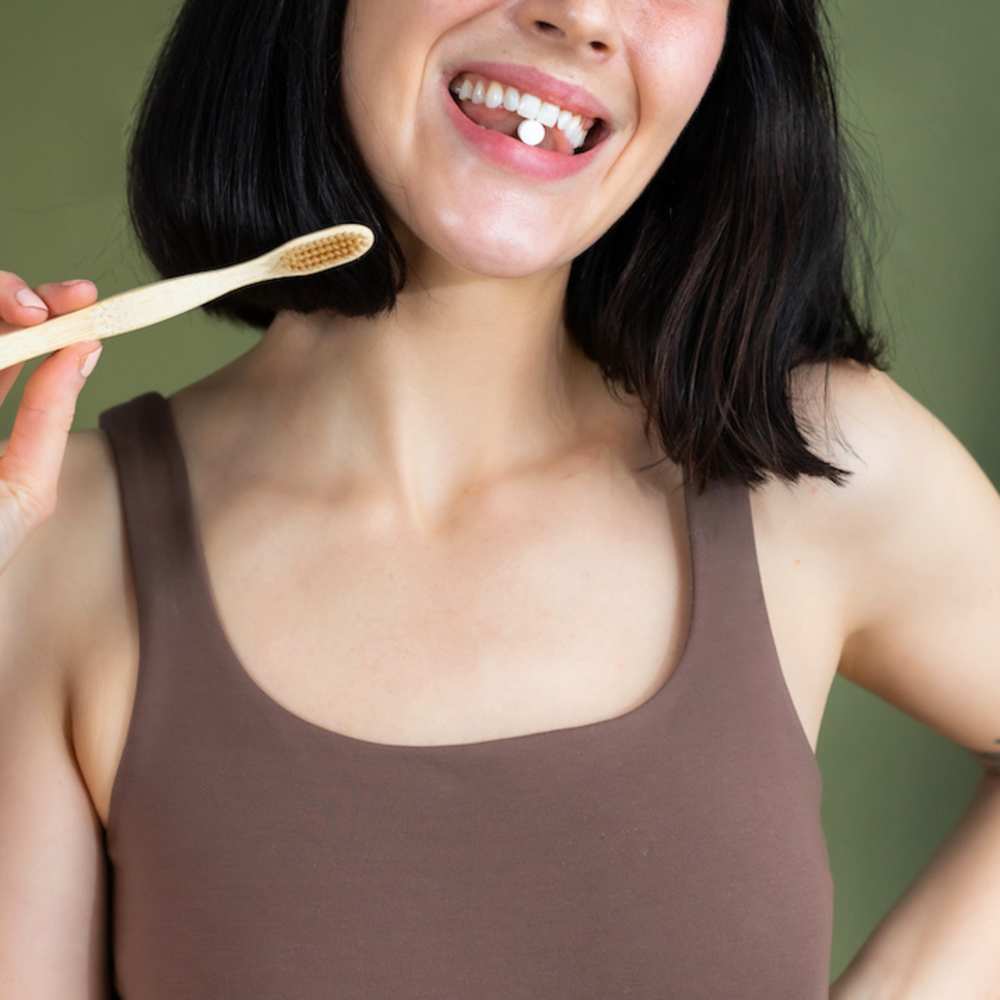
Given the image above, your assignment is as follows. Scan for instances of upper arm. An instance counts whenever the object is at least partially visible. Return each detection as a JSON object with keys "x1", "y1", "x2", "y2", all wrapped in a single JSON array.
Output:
[
  {"x1": 0, "y1": 433, "x2": 118, "y2": 1000},
  {"x1": 0, "y1": 647, "x2": 109, "y2": 998},
  {"x1": 815, "y1": 365, "x2": 1000, "y2": 761}
]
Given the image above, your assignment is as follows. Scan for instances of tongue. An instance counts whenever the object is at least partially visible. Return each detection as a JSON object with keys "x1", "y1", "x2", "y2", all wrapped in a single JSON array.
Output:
[{"x1": 457, "y1": 99, "x2": 576, "y2": 156}]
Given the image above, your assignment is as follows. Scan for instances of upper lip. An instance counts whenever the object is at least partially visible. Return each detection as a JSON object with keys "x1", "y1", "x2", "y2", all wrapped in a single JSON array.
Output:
[{"x1": 448, "y1": 61, "x2": 613, "y2": 125}]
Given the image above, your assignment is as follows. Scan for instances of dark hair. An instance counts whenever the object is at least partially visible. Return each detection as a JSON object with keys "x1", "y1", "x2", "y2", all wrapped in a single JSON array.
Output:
[{"x1": 128, "y1": 0, "x2": 885, "y2": 486}]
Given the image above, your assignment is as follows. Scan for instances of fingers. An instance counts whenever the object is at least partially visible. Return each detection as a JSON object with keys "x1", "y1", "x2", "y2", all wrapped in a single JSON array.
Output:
[
  {"x1": 0, "y1": 342, "x2": 102, "y2": 550},
  {"x1": 0, "y1": 271, "x2": 103, "y2": 564},
  {"x1": 0, "y1": 271, "x2": 49, "y2": 328},
  {"x1": 0, "y1": 268, "x2": 101, "y2": 416},
  {"x1": 0, "y1": 271, "x2": 98, "y2": 332}
]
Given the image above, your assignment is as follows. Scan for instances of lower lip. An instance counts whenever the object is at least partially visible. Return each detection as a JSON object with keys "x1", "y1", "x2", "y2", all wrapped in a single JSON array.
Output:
[{"x1": 442, "y1": 85, "x2": 600, "y2": 182}]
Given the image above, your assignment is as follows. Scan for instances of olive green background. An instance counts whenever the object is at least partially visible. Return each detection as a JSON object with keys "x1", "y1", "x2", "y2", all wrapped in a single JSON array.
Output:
[{"x1": 1, "y1": 0, "x2": 998, "y2": 980}]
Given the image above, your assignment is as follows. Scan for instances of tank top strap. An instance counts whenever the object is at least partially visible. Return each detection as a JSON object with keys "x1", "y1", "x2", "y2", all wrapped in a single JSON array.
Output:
[
  {"x1": 99, "y1": 392, "x2": 210, "y2": 647},
  {"x1": 682, "y1": 475, "x2": 776, "y2": 676}
]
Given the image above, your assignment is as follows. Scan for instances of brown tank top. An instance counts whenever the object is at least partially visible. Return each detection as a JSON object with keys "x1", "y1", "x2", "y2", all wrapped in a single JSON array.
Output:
[{"x1": 100, "y1": 393, "x2": 832, "y2": 999}]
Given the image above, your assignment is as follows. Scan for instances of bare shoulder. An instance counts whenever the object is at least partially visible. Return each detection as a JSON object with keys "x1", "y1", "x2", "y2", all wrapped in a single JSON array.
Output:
[
  {"x1": 753, "y1": 359, "x2": 996, "y2": 547},
  {"x1": 752, "y1": 362, "x2": 1000, "y2": 744},
  {"x1": 744, "y1": 360, "x2": 1000, "y2": 746}
]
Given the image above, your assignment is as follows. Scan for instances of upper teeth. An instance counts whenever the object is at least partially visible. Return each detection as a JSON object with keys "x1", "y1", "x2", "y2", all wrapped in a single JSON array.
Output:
[{"x1": 450, "y1": 75, "x2": 592, "y2": 150}]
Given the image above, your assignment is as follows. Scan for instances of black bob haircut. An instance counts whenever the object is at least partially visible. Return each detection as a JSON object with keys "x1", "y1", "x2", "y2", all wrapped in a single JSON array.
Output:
[{"x1": 128, "y1": 0, "x2": 885, "y2": 486}]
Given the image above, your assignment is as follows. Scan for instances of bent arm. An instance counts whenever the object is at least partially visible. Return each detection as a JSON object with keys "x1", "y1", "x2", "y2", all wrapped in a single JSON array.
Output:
[
  {"x1": 831, "y1": 772, "x2": 1000, "y2": 998},
  {"x1": 0, "y1": 273, "x2": 112, "y2": 995},
  {"x1": 817, "y1": 367, "x2": 1000, "y2": 997}
]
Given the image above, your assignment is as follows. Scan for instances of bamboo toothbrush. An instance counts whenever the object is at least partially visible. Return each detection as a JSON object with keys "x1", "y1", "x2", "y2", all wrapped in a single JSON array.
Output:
[{"x1": 0, "y1": 223, "x2": 375, "y2": 369}]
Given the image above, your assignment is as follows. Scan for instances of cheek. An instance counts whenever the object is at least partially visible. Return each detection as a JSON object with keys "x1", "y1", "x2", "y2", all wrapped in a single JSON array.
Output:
[
  {"x1": 341, "y1": 4, "x2": 416, "y2": 132},
  {"x1": 341, "y1": 0, "x2": 493, "y2": 114},
  {"x1": 341, "y1": 1, "x2": 488, "y2": 191},
  {"x1": 634, "y1": 4, "x2": 729, "y2": 128}
]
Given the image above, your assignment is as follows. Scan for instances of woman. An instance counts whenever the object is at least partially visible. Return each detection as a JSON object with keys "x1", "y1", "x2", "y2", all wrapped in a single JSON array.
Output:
[{"x1": 2, "y1": 0, "x2": 999, "y2": 996}]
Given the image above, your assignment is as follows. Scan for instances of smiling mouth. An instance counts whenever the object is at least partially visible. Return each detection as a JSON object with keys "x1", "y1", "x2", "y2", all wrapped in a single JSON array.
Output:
[{"x1": 449, "y1": 73, "x2": 609, "y2": 156}]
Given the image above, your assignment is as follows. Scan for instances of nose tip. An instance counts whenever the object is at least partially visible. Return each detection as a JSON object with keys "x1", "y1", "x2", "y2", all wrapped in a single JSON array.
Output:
[
  {"x1": 518, "y1": 2, "x2": 619, "y2": 57},
  {"x1": 533, "y1": 18, "x2": 611, "y2": 54}
]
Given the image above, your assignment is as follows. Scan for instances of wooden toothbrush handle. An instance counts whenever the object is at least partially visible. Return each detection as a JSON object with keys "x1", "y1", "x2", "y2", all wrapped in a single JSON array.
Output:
[{"x1": 0, "y1": 259, "x2": 262, "y2": 370}]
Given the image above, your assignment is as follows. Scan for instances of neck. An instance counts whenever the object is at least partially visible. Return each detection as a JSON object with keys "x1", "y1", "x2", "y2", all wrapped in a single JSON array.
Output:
[{"x1": 228, "y1": 259, "x2": 645, "y2": 527}]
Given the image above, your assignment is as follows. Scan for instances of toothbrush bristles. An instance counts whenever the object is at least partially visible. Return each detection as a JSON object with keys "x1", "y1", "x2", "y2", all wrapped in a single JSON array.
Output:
[{"x1": 283, "y1": 232, "x2": 372, "y2": 274}]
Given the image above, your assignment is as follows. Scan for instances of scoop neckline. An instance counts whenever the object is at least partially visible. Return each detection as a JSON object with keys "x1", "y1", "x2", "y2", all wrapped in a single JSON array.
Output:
[{"x1": 166, "y1": 395, "x2": 701, "y2": 756}]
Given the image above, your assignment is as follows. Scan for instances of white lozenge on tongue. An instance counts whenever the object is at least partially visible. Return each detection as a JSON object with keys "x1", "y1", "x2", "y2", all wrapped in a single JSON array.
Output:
[{"x1": 517, "y1": 119, "x2": 546, "y2": 147}]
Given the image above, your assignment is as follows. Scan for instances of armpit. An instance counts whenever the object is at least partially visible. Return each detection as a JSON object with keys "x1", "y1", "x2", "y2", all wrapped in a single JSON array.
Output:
[{"x1": 969, "y1": 741, "x2": 1000, "y2": 774}]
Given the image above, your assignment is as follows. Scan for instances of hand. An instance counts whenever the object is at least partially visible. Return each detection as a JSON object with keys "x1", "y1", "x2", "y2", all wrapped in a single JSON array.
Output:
[{"x1": 0, "y1": 272, "x2": 102, "y2": 569}]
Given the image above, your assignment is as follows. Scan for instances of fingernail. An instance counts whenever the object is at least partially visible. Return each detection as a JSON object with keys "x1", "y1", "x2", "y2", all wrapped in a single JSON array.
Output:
[
  {"x1": 61, "y1": 279, "x2": 92, "y2": 289},
  {"x1": 15, "y1": 288, "x2": 48, "y2": 312},
  {"x1": 79, "y1": 346, "x2": 102, "y2": 379}
]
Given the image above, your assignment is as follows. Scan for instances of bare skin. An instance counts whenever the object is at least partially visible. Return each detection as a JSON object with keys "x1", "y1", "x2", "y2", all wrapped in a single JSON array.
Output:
[
  {"x1": 4, "y1": 2, "x2": 1000, "y2": 997},
  {"x1": 4, "y1": 275, "x2": 1000, "y2": 998},
  {"x1": 6, "y1": 295, "x2": 1000, "y2": 821},
  {"x1": 970, "y1": 741, "x2": 1000, "y2": 774}
]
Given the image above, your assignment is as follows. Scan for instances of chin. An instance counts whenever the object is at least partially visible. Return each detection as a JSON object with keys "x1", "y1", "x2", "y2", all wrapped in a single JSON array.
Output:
[
  {"x1": 401, "y1": 203, "x2": 585, "y2": 281},
  {"x1": 448, "y1": 243, "x2": 570, "y2": 280}
]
